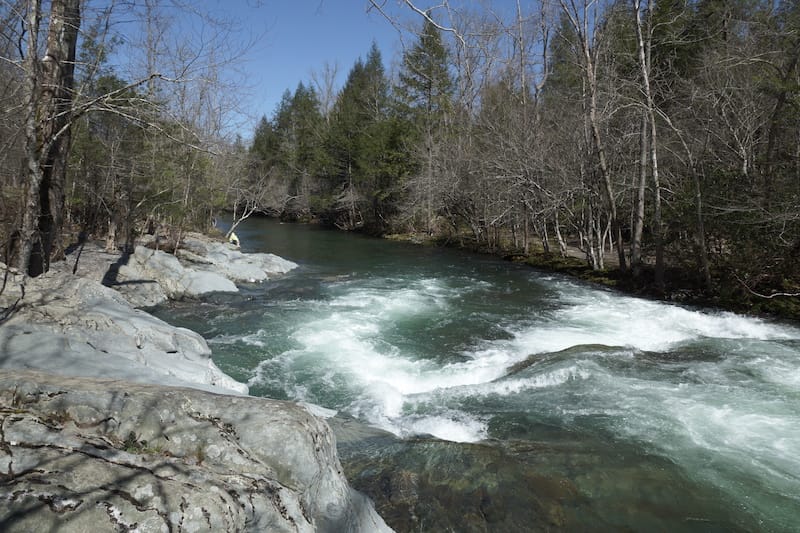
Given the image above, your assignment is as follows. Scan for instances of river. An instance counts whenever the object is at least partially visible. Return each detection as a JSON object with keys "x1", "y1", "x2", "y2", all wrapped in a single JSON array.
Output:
[{"x1": 153, "y1": 217, "x2": 800, "y2": 532}]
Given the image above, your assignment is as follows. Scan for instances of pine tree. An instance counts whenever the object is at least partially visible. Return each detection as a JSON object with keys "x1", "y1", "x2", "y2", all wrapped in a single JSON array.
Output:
[
  {"x1": 397, "y1": 18, "x2": 453, "y2": 121},
  {"x1": 290, "y1": 83, "x2": 324, "y2": 176},
  {"x1": 396, "y1": 17, "x2": 453, "y2": 233},
  {"x1": 325, "y1": 43, "x2": 393, "y2": 229},
  {"x1": 250, "y1": 115, "x2": 280, "y2": 166}
]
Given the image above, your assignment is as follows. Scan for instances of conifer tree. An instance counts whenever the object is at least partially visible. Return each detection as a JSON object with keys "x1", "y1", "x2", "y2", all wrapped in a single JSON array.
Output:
[
  {"x1": 396, "y1": 17, "x2": 454, "y2": 233},
  {"x1": 322, "y1": 42, "x2": 402, "y2": 230}
]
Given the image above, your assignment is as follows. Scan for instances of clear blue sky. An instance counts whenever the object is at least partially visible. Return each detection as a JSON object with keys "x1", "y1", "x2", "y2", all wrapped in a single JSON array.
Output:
[{"x1": 198, "y1": 1, "x2": 405, "y2": 134}]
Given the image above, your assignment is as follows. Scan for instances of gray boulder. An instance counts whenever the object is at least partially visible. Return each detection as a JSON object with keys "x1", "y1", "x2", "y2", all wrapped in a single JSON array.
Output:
[
  {"x1": 179, "y1": 232, "x2": 297, "y2": 283},
  {"x1": 0, "y1": 271, "x2": 247, "y2": 395},
  {"x1": 0, "y1": 370, "x2": 392, "y2": 533},
  {"x1": 119, "y1": 246, "x2": 238, "y2": 299}
]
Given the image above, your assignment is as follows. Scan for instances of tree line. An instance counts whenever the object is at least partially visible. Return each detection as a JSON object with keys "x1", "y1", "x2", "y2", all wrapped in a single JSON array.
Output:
[
  {"x1": 0, "y1": 0, "x2": 797, "y2": 311},
  {"x1": 248, "y1": 0, "x2": 799, "y2": 306},
  {"x1": 0, "y1": 0, "x2": 250, "y2": 278}
]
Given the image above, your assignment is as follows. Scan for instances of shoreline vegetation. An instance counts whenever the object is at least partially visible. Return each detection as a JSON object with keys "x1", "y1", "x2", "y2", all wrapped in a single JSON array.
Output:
[{"x1": 378, "y1": 227, "x2": 800, "y2": 322}]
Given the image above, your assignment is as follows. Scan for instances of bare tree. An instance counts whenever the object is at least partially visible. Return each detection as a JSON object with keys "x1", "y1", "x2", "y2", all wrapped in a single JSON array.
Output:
[
  {"x1": 2, "y1": 0, "x2": 254, "y2": 276},
  {"x1": 17, "y1": 0, "x2": 81, "y2": 276},
  {"x1": 631, "y1": 0, "x2": 663, "y2": 288},
  {"x1": 311, "y1": 61, "x2": 339, "y2": 122},
  {"x1": 558, "y1": 0, "x2": 627, "y2": 272}
]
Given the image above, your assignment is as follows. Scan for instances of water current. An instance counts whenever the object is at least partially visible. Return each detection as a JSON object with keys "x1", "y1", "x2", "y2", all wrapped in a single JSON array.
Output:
[{"x1": 153, "y1": 217, "x2": 800, "y2": 532}]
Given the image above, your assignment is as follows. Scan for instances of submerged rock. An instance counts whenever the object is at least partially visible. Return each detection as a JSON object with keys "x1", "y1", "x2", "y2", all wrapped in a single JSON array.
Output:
[
  {"x1": 0, "y1": 371, "x2": 391, "y2": 532},
  {"x1": 332, "y1": 416, "x2": 756, "y2": 533},
  {"x1": 330, "y1": 418, "x2": 578, "y2": 533},
  {"x1": 503, "y1": 344, "x2": 626, "y2": 376}
]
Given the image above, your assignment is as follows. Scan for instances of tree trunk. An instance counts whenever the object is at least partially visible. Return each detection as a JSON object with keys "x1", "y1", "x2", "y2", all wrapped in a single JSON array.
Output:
[
  {"x1": 17, "y1": 0, "x2": 81, "y2": 276},
  {"x1": 588, "y1": 93, "x2": 626, "y2": 272},
  {"x1": 16, "y1": 0, "x2": 43, "y2": 276},
  {"x1": 632, "y1": 0, "x2": 664, "y2": 291},
  {"x1": 650, "y1": 109, "x2": 664, "y2": 291},
  {"x1": 574, "y1": 1, "x2": 627, "y2": 273},
  {"x1": 631, "y1": 111, "x2": 647, "y2": 276},
  {"x1": 693, "y1": 167, "x2": 712, "y2": 291},
  {"x1": 554, "y1": 212, "x2": 567, "y2": 257}
]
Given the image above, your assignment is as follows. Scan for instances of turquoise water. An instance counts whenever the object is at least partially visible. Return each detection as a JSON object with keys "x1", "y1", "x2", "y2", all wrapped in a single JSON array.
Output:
[{"x1": 155, "y1": 218, "x2": 800, "y2": 532}]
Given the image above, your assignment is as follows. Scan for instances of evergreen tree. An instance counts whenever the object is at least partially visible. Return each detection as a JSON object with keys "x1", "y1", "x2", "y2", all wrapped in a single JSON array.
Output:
[
  {"x1": 396, "y1": 17, "x2": 454, "y2": 233},
  {"x1": 250, "y1": 115, "x2": 280, "y2": 166},
  {"x1": 290, "y1": 82, "x2": 324, "y2": 176},
  {"x1": 310, "y1": 42, "x2": 411, "y2": 232},
  {"x1": 397, "y1": 18, "x2": 453, "y2": 121}
]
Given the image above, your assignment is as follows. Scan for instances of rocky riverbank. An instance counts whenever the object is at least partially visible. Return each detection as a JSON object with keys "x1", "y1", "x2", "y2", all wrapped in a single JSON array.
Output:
[{"x1": 0, "y1": 234, "x2": 392, "y2": 532}]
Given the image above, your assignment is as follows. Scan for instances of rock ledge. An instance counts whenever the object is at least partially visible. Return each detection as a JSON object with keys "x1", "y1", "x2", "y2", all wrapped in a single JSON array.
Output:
[{"x1": 0, "y1": 370, "x2": 390, "y2": 532}]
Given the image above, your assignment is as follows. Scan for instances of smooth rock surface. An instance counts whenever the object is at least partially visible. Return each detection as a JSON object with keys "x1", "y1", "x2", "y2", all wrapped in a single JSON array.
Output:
[
  {"x1": 179, "y1": 232, "x2": 298, "y2": 283},
  {"x1": 0, "y1": 241, "x2": 390, "y2": 531},
  {"x1": 0, "y1": 371, "x2": 391, "y2": 532},
  {"x1": 119, "y1": 246, "x2": 239, "y2": 300},
  {"x1": 0, "y1": 270, "x2": 247, "y2": 395},
  {"x1": 52, "y1": 244, "x2": 170, "y2": 308}
]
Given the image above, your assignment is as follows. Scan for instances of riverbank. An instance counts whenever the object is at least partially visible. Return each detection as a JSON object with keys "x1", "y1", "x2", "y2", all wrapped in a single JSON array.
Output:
[
  {"x1": 384, "y1": 230, "x2": 800, "y2": 322},
  {"x1": 0, "y1": 234, "x2": 391, "y2": 532}
]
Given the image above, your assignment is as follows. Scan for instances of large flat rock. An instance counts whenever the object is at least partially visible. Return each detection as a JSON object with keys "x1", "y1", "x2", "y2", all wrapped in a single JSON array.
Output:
[
  {"x1": 0, "y1": 270, "x2": 247, "y2": 395},
  {"x1": 119, "y1": 246, "x2": 239, "y2": 300},
  {"x1": 179, "y1": 232, "x2": 298, "y2": 283},
  {"x1": 0, "y1": 371, "x2": 391, "y2": 532}
]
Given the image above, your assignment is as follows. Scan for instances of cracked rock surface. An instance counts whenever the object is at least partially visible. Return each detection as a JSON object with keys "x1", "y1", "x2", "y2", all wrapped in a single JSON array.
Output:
[{"x1": 0, "y1": 371, "x2": 391, "y2": 532}]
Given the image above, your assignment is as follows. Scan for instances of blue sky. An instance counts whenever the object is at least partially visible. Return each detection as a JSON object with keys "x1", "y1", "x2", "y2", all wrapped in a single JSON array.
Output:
[{"x1": 197, "y1": 1, "x2": 405, "y2": 133}]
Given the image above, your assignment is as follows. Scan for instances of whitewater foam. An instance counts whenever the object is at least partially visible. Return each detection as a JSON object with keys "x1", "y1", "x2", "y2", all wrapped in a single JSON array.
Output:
[
  {"x1": 245, "y1": 271, "x2": 800, "y2": 456},
  {"x1": 209, "y1": 329, "x2": 269, "y2": 347},
  {"x1": 402, "y1": 414, "x2": 488, "y2": 443},
  {"x1": 507, "y1": 283, "x2": 799, "y2": 355}
]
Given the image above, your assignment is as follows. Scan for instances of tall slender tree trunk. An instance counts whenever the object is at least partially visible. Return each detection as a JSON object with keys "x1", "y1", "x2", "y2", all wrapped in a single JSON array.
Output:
[
  {"x1": 560, "y1": 0, "x2": 628, "y2": 272},
  {"x1": 693, "y1": 167, "x2": 712, "y2": 291},
  {"x1": 17, "y1": 0, "x2": 43, "y2": 276},
  {"x1": 426, "y1": 128, "x2": 434, "y2": 234},
  {"x1": 650, "y1": 110, "x2": 664, "y2": 290},
  {"x1": 17, "y1": 0, "x2": 81, "y2": 276},
  {"x1": 554, "y1": 212, "x2": 567, "y2": 257},
  {"x1": 631, "y1": 111, "x2": 648, "y2": 276},
  {"x1": 633, "y1": 0, "x2": 663, "y2": 290},
  {"x1": 588, "y1": 90, "x2": 626, "y2": 272}
]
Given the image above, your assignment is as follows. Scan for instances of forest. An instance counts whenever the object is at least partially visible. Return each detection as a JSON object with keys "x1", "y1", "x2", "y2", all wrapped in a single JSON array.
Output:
[{"x1": 1, "y1": 0, "x2": 799, "y2": 316}]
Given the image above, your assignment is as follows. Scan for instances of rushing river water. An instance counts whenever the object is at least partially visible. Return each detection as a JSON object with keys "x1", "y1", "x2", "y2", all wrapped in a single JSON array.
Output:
[{"x1": 154, "y1": 218, "x2": 800, "y2": 532}]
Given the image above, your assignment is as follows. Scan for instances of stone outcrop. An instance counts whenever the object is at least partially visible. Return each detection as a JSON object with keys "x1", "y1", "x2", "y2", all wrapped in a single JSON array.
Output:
[
  {"x1": 0, "y1": 371, "x2": 391, "y2": 532},
  {"x1": 0, "y1": 269, "x2": 247, "y2": 395},
  {"x1": 178, "y1": 232, "x2": 298, "y2": 283},
  {"x1": 118, "y1": 246, "x2": 239, "y2": 301},
  {"x1": 110, "y1": 233, "x2": 298, "y2": 303},
  {"x1": 0, "y1": 236, "x2": 390, "y2": 532}
]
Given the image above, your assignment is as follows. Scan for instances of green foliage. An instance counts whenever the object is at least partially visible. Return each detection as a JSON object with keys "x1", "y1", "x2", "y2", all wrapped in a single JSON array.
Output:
[
  {"x1": 650, "y1": 0, "x2": 697, "y2": 85},
  {"x1": 251, "y1": 115, "x2": 280, "y2": 165},
  {"x1": 396, "y1": 18, "x2": 454, "y2": 128},
  {"x1": 544, "y1": 12, "x2": 583, "y2": 99},
  {"x1": 235, "y1": 1, "x2": 798, "y2": 314}
]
